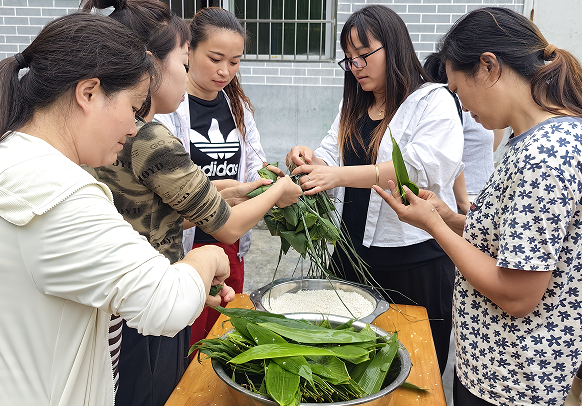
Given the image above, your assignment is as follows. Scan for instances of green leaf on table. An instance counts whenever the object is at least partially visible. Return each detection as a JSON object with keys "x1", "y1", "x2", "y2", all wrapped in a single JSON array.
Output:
[{"x1": 401, "y1": 381, "x2": 430, "y2": 391}]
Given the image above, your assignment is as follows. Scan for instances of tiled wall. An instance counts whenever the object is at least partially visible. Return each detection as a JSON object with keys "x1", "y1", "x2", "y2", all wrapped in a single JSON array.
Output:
[
  {"x1": 0, "y1": 0, "x2": 524, "y2": 86},
  {"x1": 0, "y1": 0, "x2": 78, "y2": 60}
]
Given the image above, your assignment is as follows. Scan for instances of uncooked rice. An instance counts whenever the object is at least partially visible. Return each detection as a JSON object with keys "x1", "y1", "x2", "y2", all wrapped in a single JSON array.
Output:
[{"x1": 262, "y1": 289, "x2": 375, "y2": 319}]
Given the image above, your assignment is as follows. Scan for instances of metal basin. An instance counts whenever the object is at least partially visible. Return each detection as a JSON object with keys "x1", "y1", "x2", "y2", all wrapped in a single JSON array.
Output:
[
  {"x1": 212, "y1": 313, "x2": 412, "y2": 406},
  {"x1": 250, "y1": 278, "x2": 390, "y2": 324}
]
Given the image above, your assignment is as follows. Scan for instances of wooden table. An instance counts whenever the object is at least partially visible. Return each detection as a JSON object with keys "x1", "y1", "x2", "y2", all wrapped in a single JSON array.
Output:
[{"x1": 165, "y1": 294, "x2": 446, "y2": 406}]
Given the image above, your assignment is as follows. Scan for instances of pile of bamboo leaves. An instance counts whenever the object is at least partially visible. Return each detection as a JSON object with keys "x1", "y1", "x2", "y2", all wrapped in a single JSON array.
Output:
[
  {"x1": 191, "y1": 307, "x2": 404, "y2": 406},
  {"x1": 246, "y1": 163, "x2": 370, "y2": 283}
]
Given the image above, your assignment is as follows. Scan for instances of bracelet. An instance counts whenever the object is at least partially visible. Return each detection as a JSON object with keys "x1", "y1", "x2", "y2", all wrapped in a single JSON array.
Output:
[{"x1": 374, "y1": 164, "x2": 380, "y2": 186}]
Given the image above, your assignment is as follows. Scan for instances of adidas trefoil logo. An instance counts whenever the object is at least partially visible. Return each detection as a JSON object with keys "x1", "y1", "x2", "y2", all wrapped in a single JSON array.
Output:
[{"x1": 190, "y1": 118, "x2": 239, "y2": 159}]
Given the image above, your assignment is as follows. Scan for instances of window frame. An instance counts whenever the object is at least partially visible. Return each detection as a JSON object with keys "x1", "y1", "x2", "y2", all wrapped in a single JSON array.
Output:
[{"x1": 163, "y1": 0, "x2": 337, "y2": 62}]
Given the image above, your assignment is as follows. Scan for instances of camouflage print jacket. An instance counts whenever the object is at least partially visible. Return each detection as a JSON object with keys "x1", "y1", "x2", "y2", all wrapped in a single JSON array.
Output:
[{"x1": 92, "y1": 117, "x2": 231, "y2": 263}]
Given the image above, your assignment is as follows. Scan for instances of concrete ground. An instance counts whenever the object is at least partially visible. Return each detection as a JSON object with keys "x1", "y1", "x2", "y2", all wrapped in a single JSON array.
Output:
[
  {"x1": 242, "y1": 224, "x2": 455, "y2": 406},
  {"x1": 241, "y1": 224, "x2": 303, "y2": 295}
]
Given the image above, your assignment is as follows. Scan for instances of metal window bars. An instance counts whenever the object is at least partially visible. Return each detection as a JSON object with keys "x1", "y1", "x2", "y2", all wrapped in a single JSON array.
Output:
[{"x1": 163, "y1": 0, "x2": 336, "y2": 62}]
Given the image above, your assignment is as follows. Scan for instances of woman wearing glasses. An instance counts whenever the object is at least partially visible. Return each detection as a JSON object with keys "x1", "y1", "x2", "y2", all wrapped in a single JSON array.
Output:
[{"x1": 286, "y1": 4, "x2": 464, "y2": 374}]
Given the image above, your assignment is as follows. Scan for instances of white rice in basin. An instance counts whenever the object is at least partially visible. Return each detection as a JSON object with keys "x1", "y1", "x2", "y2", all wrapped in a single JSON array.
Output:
[{"x1": 262, "y1": 289, "x2": 375, "y2": 319}]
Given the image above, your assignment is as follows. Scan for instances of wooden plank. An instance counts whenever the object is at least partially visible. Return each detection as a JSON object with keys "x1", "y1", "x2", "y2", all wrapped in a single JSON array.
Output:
[{"x1": 165, "y1": 294, "x2": 446, "y2": 406}]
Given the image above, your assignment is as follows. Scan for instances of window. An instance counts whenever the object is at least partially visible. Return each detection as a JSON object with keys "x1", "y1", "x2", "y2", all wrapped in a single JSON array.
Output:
[{"x1": 163, "y1": 0, "x2": 336, "y2": 62}]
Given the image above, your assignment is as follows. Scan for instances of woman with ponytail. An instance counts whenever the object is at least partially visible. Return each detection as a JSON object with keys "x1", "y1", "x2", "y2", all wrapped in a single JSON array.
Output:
[
  {"x1": 81, "y1": 2, "x2": 301, "y2": 405},
  {"x1": 155, "y1": 7, "x2": 275, "y2": 349},
  {"x1": 0, "y1": 12, "x2": 233, "y2": 406},
  {"x1": 376, "y1": 7, "x2": 582, "y2": 405}
]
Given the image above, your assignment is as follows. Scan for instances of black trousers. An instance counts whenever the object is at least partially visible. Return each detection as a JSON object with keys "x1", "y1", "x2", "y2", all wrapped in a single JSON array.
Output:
[
  {"x1": 454, "y1": 371, "x2": 495, "y2": 406},
  {"x1": 333, "y1": 246, "x2": 455, "y2": 375},
  {"x1": 115, "y1": 321, "x2": 191, "y2": 406}
]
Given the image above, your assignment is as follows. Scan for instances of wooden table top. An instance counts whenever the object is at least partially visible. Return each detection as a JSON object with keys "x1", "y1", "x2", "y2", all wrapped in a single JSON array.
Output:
[{"x1": 165, "y1": 294, "x2": 446, "y2": 406}]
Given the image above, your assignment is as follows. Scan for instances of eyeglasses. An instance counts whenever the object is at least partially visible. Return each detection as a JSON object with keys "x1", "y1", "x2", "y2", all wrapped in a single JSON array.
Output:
[{"x1": 338, "y1": 46, "x2": 384, "y2": 72}]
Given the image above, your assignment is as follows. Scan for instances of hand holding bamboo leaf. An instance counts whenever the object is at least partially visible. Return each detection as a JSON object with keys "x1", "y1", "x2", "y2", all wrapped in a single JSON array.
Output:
[
  {"x1": 372, "y1": 181, "x2": 445, "y2": 234},
  {"x1": 388, "y1": 126, "x2": 419, "y2": 205}
]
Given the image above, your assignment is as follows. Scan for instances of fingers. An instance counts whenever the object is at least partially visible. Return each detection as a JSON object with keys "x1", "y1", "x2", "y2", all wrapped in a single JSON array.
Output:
[
  {"x1": 219, "y1": 283, "x2": 236, "y2": 303},
  {"x1": 291, "y1": 164, "x2": 312, "y2": 176},
  {"x1": 205, "y1": 294, "x2": 222, "y2": 308},
  {"x1": 286, "y1": 147, "x2": 313, "y2": 167},
  {"x1": 247, "y1": 178, "x2": 272, "y2": 189},
  {"x1": 267, "y1": 165, "x2": 285, "y2": 177}
]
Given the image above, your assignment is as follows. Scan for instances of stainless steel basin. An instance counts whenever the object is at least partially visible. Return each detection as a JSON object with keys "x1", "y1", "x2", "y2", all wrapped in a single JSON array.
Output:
[
  {"x1": 250, "y1": 277, "x2": 390, "y2": 324},
  {"x1": 212, "y1": 313, "x2": 411, "y2": 406}
]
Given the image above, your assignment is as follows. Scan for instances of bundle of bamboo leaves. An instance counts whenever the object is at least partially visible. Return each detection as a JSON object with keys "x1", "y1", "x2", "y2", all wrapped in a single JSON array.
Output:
[
  {"x1": 192, "y1": 307, "x2": 406, "y2": 406},
  {"x1": 246, "y1": 163, "x2": 370, "y2": 282}
]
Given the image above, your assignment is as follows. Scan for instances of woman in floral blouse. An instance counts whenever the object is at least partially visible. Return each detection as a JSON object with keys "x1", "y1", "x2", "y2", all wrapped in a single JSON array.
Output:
[{"x1": 377, "y1": 7, "x2": 582, "y2": 406}]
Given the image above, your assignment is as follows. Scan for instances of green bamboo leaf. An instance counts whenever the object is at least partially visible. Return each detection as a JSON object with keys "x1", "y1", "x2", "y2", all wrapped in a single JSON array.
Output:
[
  {"x1": 401, "y1": 381, "x2": 430, "y2": 391},
  {"x1": 306, "y1": 356, "x2": 351, "y2": 385},
  {"x1": 257, "y1": 322, "x2": 377, "y2": 344},
  {"x1": 279, "y1": 230, "x2": 308, "y2": 257},
  {"x1": 246, "y1": 184, "x2": 272, "y2": 197},
  {"x1": 208, "y1": 283, "x2": 223, "y2": 296},
  {"x1": 334, "y1": 319, "x2": 355, "y2": 330},
  {"x1": 318, "y1": 218, "x2": 340, "y2": 242},
  {"x1": 280, "y1": 238, "x2": 291, "y2": 254},
  {"x1": 295, "y1": 212, "x2": 318, "y2": 234},
  {"x1": 246, "y1": 322, "x2": 287, "y2": 345},
  {"x1": 356, "y1": 332, "x2": 399, "y2": 395},
  {"x1": 265, "y1": 360, "x2": 301, "y2": 406},
  {"x1": 264, "y1": 214, "x2": 287, "y2": 237},
  {"x1": 229, "y1": 343, "x2": 371, "y2": 364},
  {"x1": 246, "y1": 323, "x2": 314, "y2": 384},
  {"x1": 389, "y1": 126, "x2": 418, "y2": 205},
  {"x1": 258, "y1": 162, "x2": 279, "y2": 182},
  {"x1": 283, "y1": 205, "x2": 299, "y2": 227}
]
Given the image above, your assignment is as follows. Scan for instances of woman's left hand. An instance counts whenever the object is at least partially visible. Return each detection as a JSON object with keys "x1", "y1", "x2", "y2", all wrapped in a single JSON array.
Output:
[
  {"x1": 372, "y1": 181, "x2": 444, "y2": 233},
  {"x1": 291, "y1": 164, "x2": 341, "y2": 195}
]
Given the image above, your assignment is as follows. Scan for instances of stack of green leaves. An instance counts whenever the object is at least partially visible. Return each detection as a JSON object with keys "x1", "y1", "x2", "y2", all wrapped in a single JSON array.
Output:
[
  {"x1": 246, "y1": 162, "x2": 370, "y2": 284},
  {"x1": 191, "y1": 307, "x2": 405, "y2": 406}
]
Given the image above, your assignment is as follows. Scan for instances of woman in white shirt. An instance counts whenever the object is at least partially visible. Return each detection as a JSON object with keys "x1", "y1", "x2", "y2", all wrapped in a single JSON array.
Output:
[{"x1": 286, "y1": 4, "x2": 464, "y2": 374}]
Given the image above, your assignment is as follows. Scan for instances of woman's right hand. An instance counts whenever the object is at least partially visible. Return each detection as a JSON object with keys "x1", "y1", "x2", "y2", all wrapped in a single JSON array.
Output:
[
  {"x1": 286, "y1": 146, "x2": 315, "y2": 167},
  {"x1": 180, "y1": 245, "x2": 230, "y2": 304},
  {"x1": 272, "y1": 175, "x2": 303, "y2": 208}
]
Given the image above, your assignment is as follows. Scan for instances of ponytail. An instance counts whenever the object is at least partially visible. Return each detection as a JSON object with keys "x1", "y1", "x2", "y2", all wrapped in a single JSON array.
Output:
[
  {"x1": 0, "y1": 55, "x2": 31, "y2": 136},
  {"x1": 532, "y1": 47, "x2": 582, "y2": 116}
]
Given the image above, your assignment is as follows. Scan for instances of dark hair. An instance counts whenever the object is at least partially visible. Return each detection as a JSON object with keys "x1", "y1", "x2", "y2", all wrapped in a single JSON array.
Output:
[
  {"x1": 189, "y1": 7, "x2": 253, "y2": 139},
  {"x1": 338, "y1": 5, "x2": 427, "y2": 162},
  {"x1": 440, "y1": 7, "x2": 582, "y2": 117},
  {"x1": 422, "y1": 52, "x2": 447, "y2": 84},
  {"x1": 0, "y1": 12, "x2": 154, "y2": 136},
  {"x1": 83, "y1": 0, "x2": 191, "y2": 116}
]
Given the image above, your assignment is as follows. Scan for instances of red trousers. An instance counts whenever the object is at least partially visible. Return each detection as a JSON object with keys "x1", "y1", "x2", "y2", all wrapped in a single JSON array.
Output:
[{"x1": 189, "y1": 240, "x2": 244, "y2": 351}]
